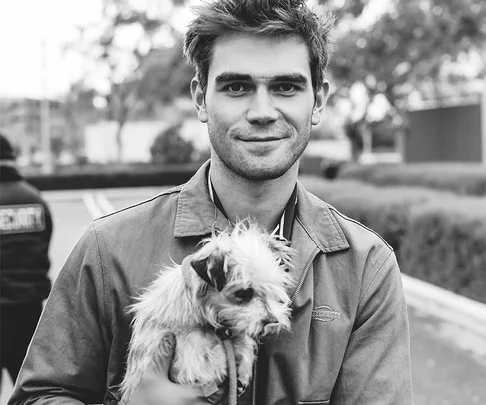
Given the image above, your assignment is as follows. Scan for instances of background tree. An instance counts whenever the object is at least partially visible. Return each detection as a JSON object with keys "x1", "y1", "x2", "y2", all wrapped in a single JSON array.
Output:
[
  {"x1": 67, "y1": 0, "x2": 190, "y2": 161},
  {"x1": 136, "y1": 40, "x2": 194, "y2": 111},
  {"x1": 324, "y1": 0, "x2": 486, "y2": 159}
]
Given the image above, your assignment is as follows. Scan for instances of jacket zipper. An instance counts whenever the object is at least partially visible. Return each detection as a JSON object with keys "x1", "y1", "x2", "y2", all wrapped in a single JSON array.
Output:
[
  {"x1": 251, "y1": 247, "x2": 319, "y2": 405},
  {"x1": 251, "y1": 354, "x2": 258, "y2": 405}
]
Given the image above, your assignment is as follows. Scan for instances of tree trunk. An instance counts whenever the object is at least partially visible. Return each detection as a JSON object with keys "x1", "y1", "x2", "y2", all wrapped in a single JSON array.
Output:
[{"x1": 115, "y1": 119, "x2": 126, "y2": 162}]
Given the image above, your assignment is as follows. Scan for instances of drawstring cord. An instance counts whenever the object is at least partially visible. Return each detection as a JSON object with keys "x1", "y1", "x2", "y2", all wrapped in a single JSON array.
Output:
[
  {"x1": 182, "y1": 258, "x2": 238, "y2": 405},
  {"x1": 222, "y1": 336, "x2": 238, "y2": 405}
]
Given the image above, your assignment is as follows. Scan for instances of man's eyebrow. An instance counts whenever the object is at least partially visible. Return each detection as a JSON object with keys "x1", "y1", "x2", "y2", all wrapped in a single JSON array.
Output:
[
  {"x1": 214, "y1": 73, "x2": 253, "y2": 83},
  {"x1": 272, "y1": 74, "x2": 308, "y2": 84},
  {"x1": 214, "y1": 73, "x2": 309, "y2": 84}
]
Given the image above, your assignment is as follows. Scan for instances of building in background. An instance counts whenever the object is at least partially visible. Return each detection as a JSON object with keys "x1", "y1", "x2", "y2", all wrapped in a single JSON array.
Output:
[
  {"x1": 405, "y1": 91, "x2": 486, "y2": 164},
  {"x1": 0, "y1": 98, "x2": 78, "y2": 165},
  {"x1": 0, "y1": 98, "x2": 59, "y2": 163}
]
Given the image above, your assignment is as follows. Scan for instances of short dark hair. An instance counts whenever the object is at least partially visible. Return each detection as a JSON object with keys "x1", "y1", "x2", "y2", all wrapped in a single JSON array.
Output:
[{"x1": 183, "y1": 0, "x2": 335, "y2": 94}]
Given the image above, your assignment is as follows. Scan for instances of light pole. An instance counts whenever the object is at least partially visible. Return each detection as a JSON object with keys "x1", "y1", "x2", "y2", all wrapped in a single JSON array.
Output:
[{"x1": 40, "y1": 38, "x2": 53, "y2": 174}]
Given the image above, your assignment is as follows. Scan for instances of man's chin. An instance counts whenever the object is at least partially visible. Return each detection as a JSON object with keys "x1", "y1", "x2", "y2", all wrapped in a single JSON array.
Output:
[{"x1": 235, "y1": 164, "x2": 292, "y2": 181}]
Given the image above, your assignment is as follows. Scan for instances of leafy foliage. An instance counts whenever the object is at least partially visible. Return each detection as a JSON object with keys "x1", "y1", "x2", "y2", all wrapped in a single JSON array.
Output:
[{"x1": 323, "y1": 0, "x2": 486, "y2": 155}]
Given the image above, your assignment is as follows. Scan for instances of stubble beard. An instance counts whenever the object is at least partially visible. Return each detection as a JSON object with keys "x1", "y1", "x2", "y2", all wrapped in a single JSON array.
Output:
[{"x1": 207, "y1": 122, "x2": 311, "y2": 181}]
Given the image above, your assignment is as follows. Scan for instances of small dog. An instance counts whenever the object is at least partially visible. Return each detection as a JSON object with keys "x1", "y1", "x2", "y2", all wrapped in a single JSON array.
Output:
[{"x1": 118, "y1": 221, "x2": 295, "y2": 405}]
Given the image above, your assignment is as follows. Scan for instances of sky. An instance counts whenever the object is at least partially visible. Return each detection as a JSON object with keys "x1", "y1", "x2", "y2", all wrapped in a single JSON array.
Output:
[
  {"x1": 0, "y1": 0, "x2": 104, "y2": 99},
  {"x1": 0, "y1": 0, "x2": 194, "y2": 100}
]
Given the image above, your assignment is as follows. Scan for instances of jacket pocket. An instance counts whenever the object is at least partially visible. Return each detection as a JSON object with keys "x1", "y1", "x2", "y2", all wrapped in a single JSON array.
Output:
[{"x1": 297, "y1": 401, "x2": 330, "y2": 405}]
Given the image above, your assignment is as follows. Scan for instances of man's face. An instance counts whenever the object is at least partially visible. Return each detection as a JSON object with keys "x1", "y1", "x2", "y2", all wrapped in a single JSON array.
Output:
[{"x1": 192, "y1": 32, "x2": 328, "y2": 181}]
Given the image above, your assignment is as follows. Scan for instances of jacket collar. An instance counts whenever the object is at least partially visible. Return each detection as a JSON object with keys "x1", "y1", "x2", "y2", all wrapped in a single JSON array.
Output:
[
  {"x1": 174, "y1": 160, "x2": 349, "y2": 253},
  {"x1": 174, "y1": 161, "x2": 230, "y2": 238},
  {"x1": 294, "y1": 182, "x2": 349, "y2": 253}
]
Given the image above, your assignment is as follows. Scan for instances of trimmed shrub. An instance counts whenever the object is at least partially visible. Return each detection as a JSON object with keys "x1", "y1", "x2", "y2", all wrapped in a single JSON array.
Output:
[
  {"x1": 300, "y1": 176, "x2": 486, "y2": 303},
  {"x1": 150, "y1": 124, "x2": 195, "y2": 164},
  {"x1": 23, "y1": 163, "x2": 202, "y2": 191},
  {"x1": 301, "y1": 178, "x2": 455, "y2": 255},
  {"x1": 339, "y1": 163, "x2": 486, "y2": 196},
  {"x1": 401, "y1": 200, "x2": 486, "y2": 303}
]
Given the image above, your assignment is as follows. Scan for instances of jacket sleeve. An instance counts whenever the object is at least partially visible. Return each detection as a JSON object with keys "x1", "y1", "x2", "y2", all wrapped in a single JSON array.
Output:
[
  {"x1": 331, "y1": 249, "x2": 413, "y2": 405},
  {"x1": 8, "y1": 223, "x2": 111, "y2": 405}
]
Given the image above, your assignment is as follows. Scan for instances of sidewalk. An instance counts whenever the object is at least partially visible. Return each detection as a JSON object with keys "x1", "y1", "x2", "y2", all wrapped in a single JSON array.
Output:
[{"x1": 402, "y1": 274, "x2": 486, "y2": 342}]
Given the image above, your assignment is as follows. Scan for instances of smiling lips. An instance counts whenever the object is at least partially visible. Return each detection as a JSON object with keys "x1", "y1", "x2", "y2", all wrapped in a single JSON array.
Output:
[{"x1": 241, "y1": 137, "x2": 283, "y2": 142}]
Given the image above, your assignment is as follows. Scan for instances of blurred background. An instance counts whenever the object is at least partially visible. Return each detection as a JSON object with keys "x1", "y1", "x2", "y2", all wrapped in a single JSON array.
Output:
[{"x1": 1, "y1": 0, "x2": 486, "y2": 404}]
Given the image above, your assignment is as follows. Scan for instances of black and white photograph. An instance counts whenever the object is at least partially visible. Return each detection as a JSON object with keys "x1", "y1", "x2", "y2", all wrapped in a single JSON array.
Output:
[{"x1": 1, "y1": 0, "x2": 485, "y2": 404}]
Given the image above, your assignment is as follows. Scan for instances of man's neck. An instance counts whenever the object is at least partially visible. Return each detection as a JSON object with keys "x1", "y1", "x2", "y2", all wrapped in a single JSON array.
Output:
[{"x1": 209, "y1": 158, "x2": 298, "y2": 232}]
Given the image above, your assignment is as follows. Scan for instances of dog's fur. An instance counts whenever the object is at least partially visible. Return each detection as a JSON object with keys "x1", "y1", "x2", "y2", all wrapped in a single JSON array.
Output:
[{"x1": 118, "y1": 221, "x2": 295, "y2": 405}]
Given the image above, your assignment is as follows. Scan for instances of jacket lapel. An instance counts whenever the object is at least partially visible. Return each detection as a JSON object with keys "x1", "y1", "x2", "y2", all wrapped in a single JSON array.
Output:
[{"x1": 173, "y1": 161, "x2": 231, "y2": 238}]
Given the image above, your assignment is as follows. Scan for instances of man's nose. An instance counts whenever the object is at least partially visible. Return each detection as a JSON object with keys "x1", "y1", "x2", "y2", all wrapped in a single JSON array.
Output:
[{"x1": 246, "y1": 89, "x2": 279, "y2": 125}]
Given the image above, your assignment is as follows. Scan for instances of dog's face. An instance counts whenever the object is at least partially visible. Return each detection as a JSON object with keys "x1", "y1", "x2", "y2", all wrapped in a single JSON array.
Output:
[{"x1": 188, "y1": 221, "x2": 296, "y2": 339}]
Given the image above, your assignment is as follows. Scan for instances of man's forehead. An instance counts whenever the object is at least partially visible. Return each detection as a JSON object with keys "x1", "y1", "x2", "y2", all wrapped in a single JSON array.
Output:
[{"x1": 208, "y1": 32, "x2": 311, "y2": 80}]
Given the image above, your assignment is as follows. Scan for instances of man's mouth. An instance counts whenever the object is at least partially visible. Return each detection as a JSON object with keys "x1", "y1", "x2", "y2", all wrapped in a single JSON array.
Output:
[
  {"x1": 232, "y1": 124, "x2": 292, "y2": 142},
  {"x1": 243, "y1": 138, "x2": 282, "y2": 142}
]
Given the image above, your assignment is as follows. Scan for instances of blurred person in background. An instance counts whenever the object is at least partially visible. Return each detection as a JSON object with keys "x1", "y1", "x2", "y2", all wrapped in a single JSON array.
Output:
[
  {"x1": 0, "y1": 134, "x2": 53, "y2": 386},
  {"x1": 8, "y1": 1, "x2": 412, "y2": 404}
]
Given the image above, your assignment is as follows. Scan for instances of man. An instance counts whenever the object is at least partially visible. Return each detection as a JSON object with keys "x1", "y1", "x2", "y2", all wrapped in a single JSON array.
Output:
[
  {"x1": 0, "y1": 134, "x2": 53, "y2": 385},
  {"x1": 9, "y1": 1, "x2": 412, "y2": 404}
]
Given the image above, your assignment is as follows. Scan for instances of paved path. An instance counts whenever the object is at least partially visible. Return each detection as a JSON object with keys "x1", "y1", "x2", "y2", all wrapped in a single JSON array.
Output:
[{"x1": 2, "y1": 187, "x2": 485, "y2": 405}]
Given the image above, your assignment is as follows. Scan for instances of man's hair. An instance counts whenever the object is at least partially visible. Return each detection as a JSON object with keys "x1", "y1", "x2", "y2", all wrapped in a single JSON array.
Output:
[{"x1": 183, "y1": 0, "x2": 335, "y2": 94}]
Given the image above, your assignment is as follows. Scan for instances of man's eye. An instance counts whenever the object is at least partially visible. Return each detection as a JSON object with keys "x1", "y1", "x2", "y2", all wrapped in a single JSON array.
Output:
[
  {"x1": 277, "y1": 83, "x2": 296, "y2": 93},
  {"x1": 226, "y1": 83, "x2": 248, "y2": 93}
]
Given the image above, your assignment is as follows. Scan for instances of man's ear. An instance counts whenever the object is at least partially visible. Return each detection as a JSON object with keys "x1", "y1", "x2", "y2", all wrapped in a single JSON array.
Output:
[
  {"x1": 311, "y1": 80, "x2": 330, "y2": 126},
  {"x1": 191, "y1": 76, "x2": 208, "y2": 123}
]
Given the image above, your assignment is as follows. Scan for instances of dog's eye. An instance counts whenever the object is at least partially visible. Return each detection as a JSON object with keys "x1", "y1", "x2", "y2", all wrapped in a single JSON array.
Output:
[{"x1": 234, "y1": 288, "x2": 254, "y2": 302}]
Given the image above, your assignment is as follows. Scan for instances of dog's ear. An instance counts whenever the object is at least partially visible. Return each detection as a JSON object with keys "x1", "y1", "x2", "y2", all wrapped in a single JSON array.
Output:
[
  {"x1": 191, "y1": 257, "x2": 212, "y2": 285},
  {"x1": 207, "y1": 255, "x2": 227, "y2": 292},
  {"x1": 191, "y1": 255, "x2": 227, "y2": 291}
]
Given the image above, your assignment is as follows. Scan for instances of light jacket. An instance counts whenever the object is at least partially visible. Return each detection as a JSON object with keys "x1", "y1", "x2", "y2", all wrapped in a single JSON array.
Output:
[{"x1": 8, "y1": 161, "x2": 412, "y2": 405}]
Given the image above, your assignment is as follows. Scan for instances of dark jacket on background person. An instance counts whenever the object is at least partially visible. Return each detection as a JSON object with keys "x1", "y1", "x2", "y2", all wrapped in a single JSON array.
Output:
[
  {"x1": 8, "y1": 161, "x2": 412, "y2": 405},
  {"x1": 0, "y1": 165, "x2": 53, "y2": 305}
]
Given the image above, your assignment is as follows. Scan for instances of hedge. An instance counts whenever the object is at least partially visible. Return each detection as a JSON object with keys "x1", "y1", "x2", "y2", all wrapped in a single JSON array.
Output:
[
  {"x1": 301, "y1": 176, "x2": 486, "y2": 304},
  {"x1": 22, "y1": 163, "x2": 202, "y2": 191},
  {"x1": 338, "y1": 163, "x2": 486, "y2": 196}
]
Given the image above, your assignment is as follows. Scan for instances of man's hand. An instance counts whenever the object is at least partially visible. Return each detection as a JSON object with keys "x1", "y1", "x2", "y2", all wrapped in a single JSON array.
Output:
[{"x1": 127, "y1": 333, "x2": 226, "y2": 405}]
